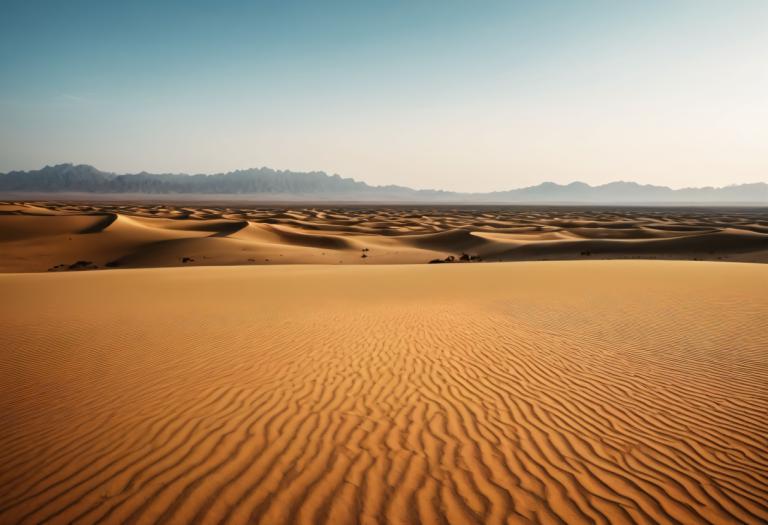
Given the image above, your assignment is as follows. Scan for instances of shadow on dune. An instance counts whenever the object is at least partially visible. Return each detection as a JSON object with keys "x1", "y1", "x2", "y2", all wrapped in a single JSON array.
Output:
[
  {"x1": 77, "y1": 213, "x2": 119, "y2": 234},
  {"x1": 489, "y1": 230, "x2": 768, "y2": 261}
]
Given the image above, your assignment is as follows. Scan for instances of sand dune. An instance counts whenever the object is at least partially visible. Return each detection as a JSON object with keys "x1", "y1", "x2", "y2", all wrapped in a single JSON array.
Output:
[
  {"x1": 0, "y1": 261, "x2": 766, "y2": 524},
  {"x1": 1, "y1": 202, "x2": 766, "y2": 272}
]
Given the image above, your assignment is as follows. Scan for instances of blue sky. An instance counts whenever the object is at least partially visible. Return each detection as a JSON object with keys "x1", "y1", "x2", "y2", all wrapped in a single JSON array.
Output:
[{"x1": 1, "y1": 1, "x2": 766, "y2": 191}]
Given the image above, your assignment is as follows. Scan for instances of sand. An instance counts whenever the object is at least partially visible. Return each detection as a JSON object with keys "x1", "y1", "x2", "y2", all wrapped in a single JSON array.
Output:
[
  {"x1": 0, "y1": 261, "x2": 766, "y2": 524},
  {"x1": 1, "y1": 202, "x2": 766, "y2": 272}
]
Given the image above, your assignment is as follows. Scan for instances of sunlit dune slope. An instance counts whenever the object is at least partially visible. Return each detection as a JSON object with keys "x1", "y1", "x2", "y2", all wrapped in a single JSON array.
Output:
[
  {"x1": 1, "y1": 261, "x2": 766, "y2": 524},
  {"x1": 1, "y1": 202, "x2": 766, "y2": 271}
]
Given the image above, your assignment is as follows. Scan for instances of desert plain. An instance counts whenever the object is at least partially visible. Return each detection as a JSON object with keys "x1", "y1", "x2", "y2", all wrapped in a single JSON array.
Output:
[{"x1": 0, "y1": 202, "x2": 767, "y2": 524}]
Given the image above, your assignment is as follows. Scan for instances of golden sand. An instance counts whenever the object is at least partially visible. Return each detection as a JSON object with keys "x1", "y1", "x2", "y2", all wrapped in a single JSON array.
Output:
[
  {"x1": 1, "y1": 202, "x2": 766, "y2": 272},
  {"x1": 1, "y1": 261, "x2": 766, "y2": 524}
]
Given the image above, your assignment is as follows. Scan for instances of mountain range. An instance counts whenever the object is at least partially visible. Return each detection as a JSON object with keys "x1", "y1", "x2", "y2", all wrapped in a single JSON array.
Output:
[{"x1": 0, "y1": 164, "x2": 765, "y2": 204}]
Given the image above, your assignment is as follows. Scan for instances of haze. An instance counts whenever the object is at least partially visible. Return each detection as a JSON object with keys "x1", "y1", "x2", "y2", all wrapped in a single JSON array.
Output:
[{"x1": 1, "y1": 1, "x2": 766, "y2": 192}]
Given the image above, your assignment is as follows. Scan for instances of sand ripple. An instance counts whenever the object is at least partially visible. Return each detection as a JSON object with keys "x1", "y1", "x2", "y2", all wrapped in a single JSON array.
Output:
[{"x1": 0, "y1": 262, "x2": 766, "y2": 524}]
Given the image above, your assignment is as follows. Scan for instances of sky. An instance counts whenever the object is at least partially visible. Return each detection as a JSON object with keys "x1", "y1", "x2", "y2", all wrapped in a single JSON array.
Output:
[{"x1": 0, "y1": 1, "x2": 766, "y2": 192}]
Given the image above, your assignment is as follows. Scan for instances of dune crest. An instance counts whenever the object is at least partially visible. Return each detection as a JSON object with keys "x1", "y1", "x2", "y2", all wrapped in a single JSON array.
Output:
[{"x1": 1, "y1": 202, "x2": 766, "y2": 272}]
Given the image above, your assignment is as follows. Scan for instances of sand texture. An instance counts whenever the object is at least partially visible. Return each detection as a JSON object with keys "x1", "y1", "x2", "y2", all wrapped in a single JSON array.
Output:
[
  {"x1": 1, "y1": 202, "x2": 766, "y2": 272},
  {"x1": 1, "y1": 261, "x2": 766, "y2": 524}
]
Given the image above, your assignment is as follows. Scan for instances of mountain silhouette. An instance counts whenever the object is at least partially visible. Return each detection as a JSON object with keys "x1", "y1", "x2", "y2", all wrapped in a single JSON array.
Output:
[{"x1": 1, "y1": 164, "x2": 765, "y2": 204}]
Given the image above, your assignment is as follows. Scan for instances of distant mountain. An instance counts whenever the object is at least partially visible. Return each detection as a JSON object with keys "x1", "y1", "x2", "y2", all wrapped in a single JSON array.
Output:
[
  {"x1": 0, "y1": 164, "x2": 765, "y2": 204},
  {"x1": 484, "y1": 180, "x2": 768, "y2": 204}
]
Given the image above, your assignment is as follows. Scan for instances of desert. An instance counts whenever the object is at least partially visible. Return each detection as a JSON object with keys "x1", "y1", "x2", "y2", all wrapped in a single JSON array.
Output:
[
  {"x1": 3, "y1": 2, "x2": 768, "y2": 523},
  {"x1": 0, "y1": 261, "x2": 766, "y2": 524},
  {"x1": 1, "y1": 201, "x2": 766, "y2": 272},
  {"x1": 0, "y1": 200, "x2": 767, "y2": 524}
]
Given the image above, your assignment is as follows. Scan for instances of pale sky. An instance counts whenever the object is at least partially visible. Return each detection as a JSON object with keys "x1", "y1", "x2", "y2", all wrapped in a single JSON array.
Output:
[{"x1": 1, "y1": 1, "x2": 766, "y2": 191}]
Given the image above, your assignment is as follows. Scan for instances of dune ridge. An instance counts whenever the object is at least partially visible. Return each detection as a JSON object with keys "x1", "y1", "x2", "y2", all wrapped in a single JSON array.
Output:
[
  {"x1": 1, "y1": 202, "x2": 766, "y2": 272},
  {"x1": 0, "y1": 261, "x2": 766, "y2": 524}
]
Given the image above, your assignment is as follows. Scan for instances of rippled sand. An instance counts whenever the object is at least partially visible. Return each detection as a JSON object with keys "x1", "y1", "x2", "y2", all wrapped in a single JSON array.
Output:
[{"x1": 1, "y1": 261, "x2": 766, "y2": 524}]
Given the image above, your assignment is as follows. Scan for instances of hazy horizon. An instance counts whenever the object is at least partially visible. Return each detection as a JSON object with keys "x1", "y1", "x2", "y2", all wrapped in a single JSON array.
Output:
[
  {"x1": 4, "y1": 162, "x2": 768, "y2": 194},
  {"x1": 2, "y1": 1, "x2": 766, "y2": 192}
]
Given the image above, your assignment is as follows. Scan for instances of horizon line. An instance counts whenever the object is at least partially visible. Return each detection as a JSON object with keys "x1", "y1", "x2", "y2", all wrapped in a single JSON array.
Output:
[{"x1": 5, "y1": 162, "x2": 766, "y2": 195}]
